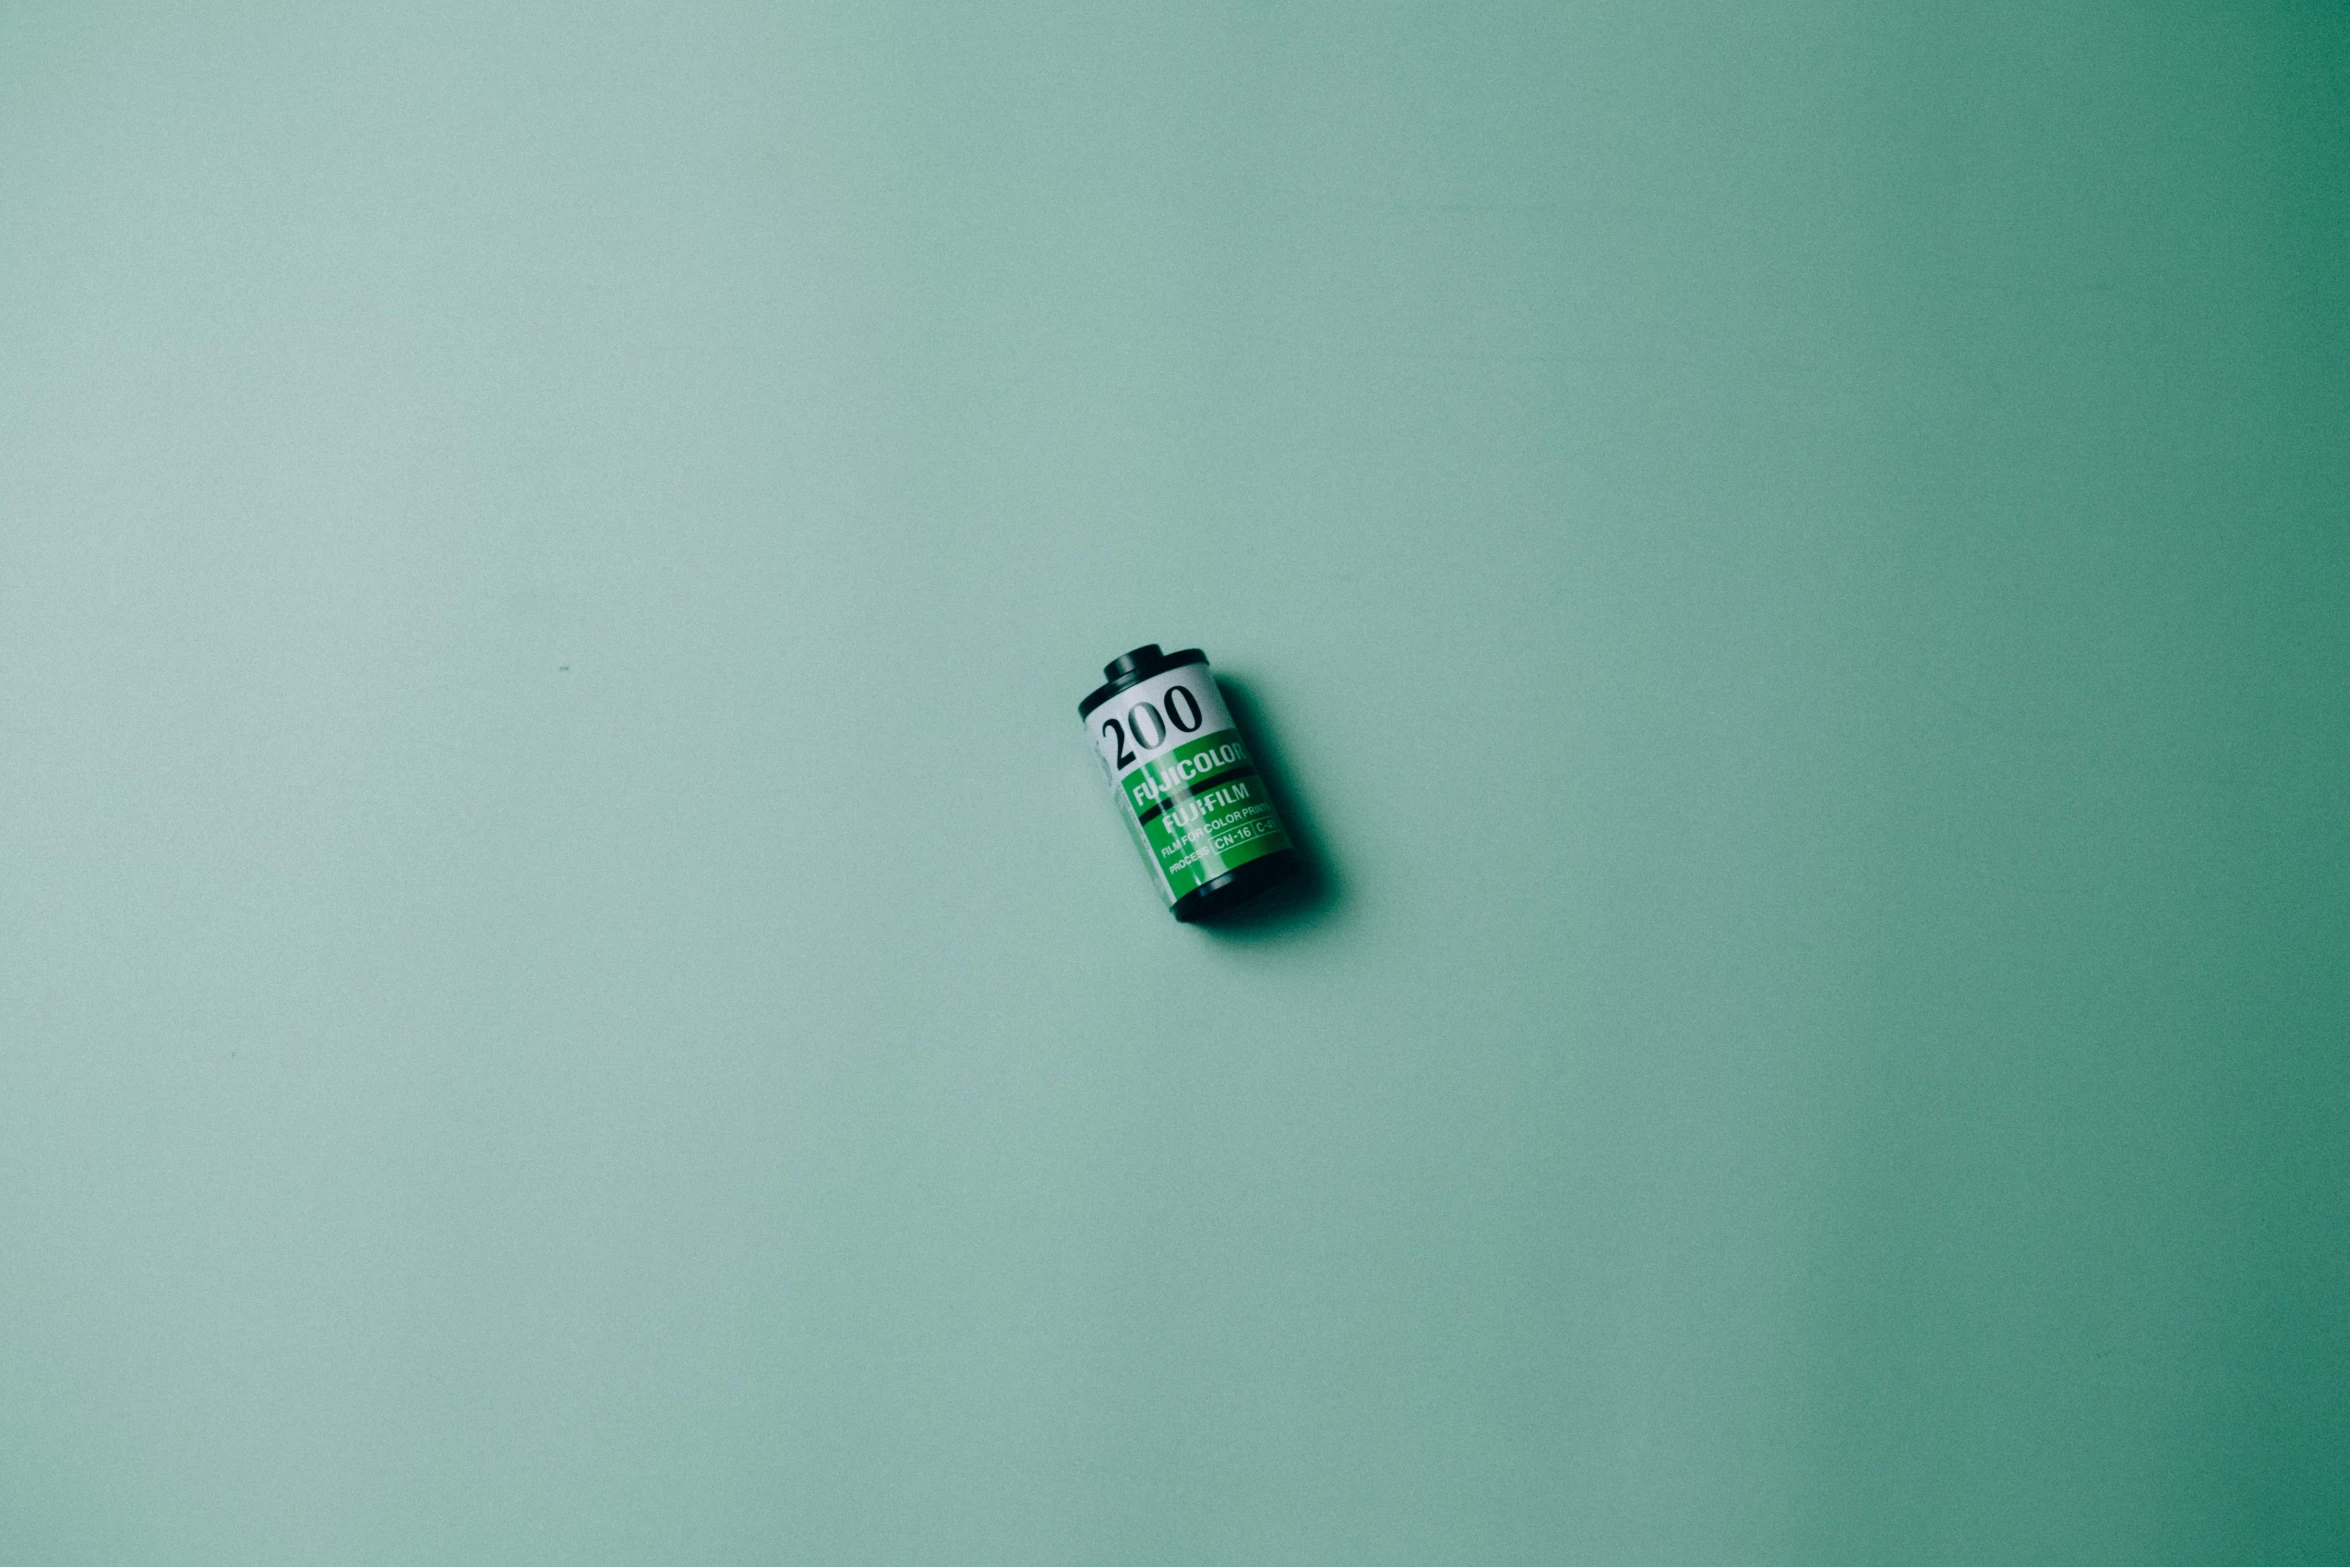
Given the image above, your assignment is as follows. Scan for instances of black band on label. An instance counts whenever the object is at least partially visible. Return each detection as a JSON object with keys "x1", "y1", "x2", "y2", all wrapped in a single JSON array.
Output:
[{"x1": 1128, "y1": 765, "x2": 1258, "y2": 831}]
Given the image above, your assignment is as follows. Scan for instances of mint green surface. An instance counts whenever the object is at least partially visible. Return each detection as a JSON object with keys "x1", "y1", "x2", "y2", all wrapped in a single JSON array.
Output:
[{"x1": 3, "y1": 4, "x2": 2345, "y2": 1562}]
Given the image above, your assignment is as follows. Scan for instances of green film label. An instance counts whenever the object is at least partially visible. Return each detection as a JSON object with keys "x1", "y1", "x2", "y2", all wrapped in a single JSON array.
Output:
[{"x1": 1089, "y1": 665, "x2": 1294, "y2": 905}]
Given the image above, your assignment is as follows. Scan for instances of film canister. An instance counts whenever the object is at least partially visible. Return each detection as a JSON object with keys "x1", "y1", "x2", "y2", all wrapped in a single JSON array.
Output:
[{"x1": 1080, "y1": 644, "x2": 1302, "y2": 921}]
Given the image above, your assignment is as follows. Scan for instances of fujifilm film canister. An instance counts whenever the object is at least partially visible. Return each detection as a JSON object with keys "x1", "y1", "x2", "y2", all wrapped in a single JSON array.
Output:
[{"x1": 1080, "y1": 645, "x2": 1302, "y2": 921}]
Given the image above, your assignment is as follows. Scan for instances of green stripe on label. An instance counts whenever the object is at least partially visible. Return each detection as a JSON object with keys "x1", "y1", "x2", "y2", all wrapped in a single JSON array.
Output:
[
  {"x1": 1122, "y1": 730, "x2": 1252, "y2": 815},
  {"x1": 1121, "y1": 729, "x2": 1293, "y2": 901}
]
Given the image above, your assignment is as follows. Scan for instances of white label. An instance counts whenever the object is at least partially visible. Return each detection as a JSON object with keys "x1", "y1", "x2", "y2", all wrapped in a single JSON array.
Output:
[{"x1": 1087, "y1": 665, "x2": 1236, "y2": 786}]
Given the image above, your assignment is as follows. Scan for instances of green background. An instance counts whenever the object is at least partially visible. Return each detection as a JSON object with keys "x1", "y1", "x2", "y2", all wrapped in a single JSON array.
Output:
[{"x1": 3, "y1": 3, "x2": 2344, "y2": 1562}]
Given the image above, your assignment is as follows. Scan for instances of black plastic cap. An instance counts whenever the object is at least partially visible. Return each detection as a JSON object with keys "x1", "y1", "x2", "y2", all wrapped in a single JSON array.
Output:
[
  {"x1": 1079, "y1": 643, "x2": 1207, "y2": 718},
  {"x1": 1170, "y1": 846, "x2": 1304, "y2": 922},
  {"x1": 1104, "y1": 645, "x2": 1162, "y2": 682}
]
